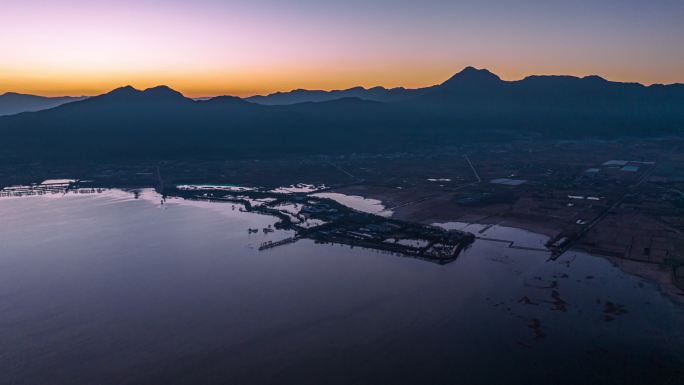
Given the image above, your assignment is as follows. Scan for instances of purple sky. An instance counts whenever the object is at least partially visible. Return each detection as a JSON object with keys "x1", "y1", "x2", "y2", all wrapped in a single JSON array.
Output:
[{"x1": 2, "y1": 0, "x2": 683, "y2": 96}]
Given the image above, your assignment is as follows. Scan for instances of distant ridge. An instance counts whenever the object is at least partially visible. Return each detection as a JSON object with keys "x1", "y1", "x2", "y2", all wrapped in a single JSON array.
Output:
[
  {"x1": 0, "y1": 66, "x2": 682, "y2": 162},
  {"x1": 244, "y1": 66, "x2": 682, "y2": 105},
  {"x1": 0, "y1": 92, "x2": 87, "y2": 116},
  {"x1": 245, "y1": 85, "x2": 429, "y2": 105}
]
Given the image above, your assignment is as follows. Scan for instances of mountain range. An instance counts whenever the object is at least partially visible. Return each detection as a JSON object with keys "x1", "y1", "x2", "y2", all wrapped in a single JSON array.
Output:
[
  {"x1": 1, "y1": 67, "x2": 682, "y2": 163},
  {"x1": 245, "y1": 85, "x2": 431, "y2": 104},
  {"x1": 0, "y1": 92, "x2": 87, "y2": 116}
]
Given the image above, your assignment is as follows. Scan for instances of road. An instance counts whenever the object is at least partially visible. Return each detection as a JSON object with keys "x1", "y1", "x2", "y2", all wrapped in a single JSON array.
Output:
[{"x1": 463, "y1": 154, "x2": 482, "y2": 183}]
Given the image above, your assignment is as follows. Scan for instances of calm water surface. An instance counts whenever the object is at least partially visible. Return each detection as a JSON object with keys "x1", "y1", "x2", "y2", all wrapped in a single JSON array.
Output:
[{"x1": 1, "y1": 189, "x2": 683, "y2": 385}]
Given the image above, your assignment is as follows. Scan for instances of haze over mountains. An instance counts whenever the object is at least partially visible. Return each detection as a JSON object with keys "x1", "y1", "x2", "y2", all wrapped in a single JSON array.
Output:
[
  {"x1": 245, "y1": 85, "x2": 432, "y2": 104},
  {"x1": 246, "y1": 66, "x2": 684, "y2": 105},
  {"x1": 0, "y1": 92, "x2": 87, "y2": 116},
  {"x1": 1, "y1": 67, "x2": 682, "y2": 162}
]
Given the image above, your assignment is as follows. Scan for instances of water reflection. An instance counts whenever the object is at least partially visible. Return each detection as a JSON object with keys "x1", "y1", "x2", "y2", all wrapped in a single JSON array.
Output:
[
  {"x1": 311, "y1": 192, "x2": 393, "y2": 217},
  {"x1": 435, "y1": 221, "x2": 549, "y2": 249},
  {"x1": 1, "y1": 189, "x2": 683, "y2": 385}
]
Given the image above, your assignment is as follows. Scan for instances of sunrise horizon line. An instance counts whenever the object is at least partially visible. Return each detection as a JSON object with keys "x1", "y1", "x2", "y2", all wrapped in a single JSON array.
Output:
[{"x1": 3, "y1": 65, "x2": 684, "y2": 99}]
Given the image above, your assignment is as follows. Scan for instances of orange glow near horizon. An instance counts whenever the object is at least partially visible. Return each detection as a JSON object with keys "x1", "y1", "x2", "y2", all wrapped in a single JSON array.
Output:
[
  {"x1": 2, "y1": 1, "x2": 683, "y2": 98},
  {"x1": 4, "y1": 64, "x2": 684, "y2": 99}
]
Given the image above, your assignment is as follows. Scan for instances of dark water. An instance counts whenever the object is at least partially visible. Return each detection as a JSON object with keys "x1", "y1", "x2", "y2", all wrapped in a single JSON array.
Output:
[{"x1": 1, "y1": 189, "x2": 683, "y2": 385}]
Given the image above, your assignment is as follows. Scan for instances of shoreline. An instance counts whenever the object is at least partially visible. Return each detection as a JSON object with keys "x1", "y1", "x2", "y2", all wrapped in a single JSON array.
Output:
[
  {"x1": 602, "y1": 256, "x2": 684, "y2": 305},
  {"x1": 427, "y1": 214, "x2": 684, "y2": 305},
  {"x1": 6, "y1": 181, "x2": 684, "y2": 305},
  {"x1": 361, "y1": 189, "x2": 684, "y2": 305}
]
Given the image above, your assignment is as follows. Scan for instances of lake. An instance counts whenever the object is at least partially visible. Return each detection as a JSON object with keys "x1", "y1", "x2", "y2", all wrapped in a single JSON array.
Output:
[{"x1": 1, "y1": 189, "x2": 683, "y2": 385}]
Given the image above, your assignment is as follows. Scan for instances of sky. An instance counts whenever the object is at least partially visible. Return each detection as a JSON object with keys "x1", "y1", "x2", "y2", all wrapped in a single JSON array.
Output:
[{"x1": 2, "y1": 0, "x2": 683, "y2": 97}]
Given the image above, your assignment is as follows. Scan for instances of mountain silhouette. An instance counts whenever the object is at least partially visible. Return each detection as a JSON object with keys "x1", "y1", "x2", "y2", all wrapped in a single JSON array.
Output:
[
  {"x1": 440, "y1": 66, "x2": 502, "y2": 87},
  {"x1": 84, "y1": 85, "x2": 190, "y2": 104},
  {"x1": 246, "y1": 85, "x2": 427, "y2": 105},
  {"x1": 0, "y1": 67, "x2": 682, "y2": 162},
  {"x1": 245, "y1": 67, "x2": 500, "y2": 105},
  {"x1": 0, "y1": 92, "x2": 87, "y2": 116}
]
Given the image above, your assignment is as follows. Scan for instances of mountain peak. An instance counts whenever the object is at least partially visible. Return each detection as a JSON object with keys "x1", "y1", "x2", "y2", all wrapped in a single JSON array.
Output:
[
  {"x1": 442, "y1": 66, "x2": 502, "y2": 87},
  {"x1": 106, "y1": 85, "x2": 141, "y2": 97},
  {"x1": 98, "y1": 85, "x2": 187, "y2": 103},
  {"x1": 582, "y1": 75, "x2": 608, "y2": 83},
  {"x1": 117, "y1": 85, "x2": 138, "y2": 92},
  {"x1": 143, "y1": 85, "x2": 185, "y2": 99}
]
